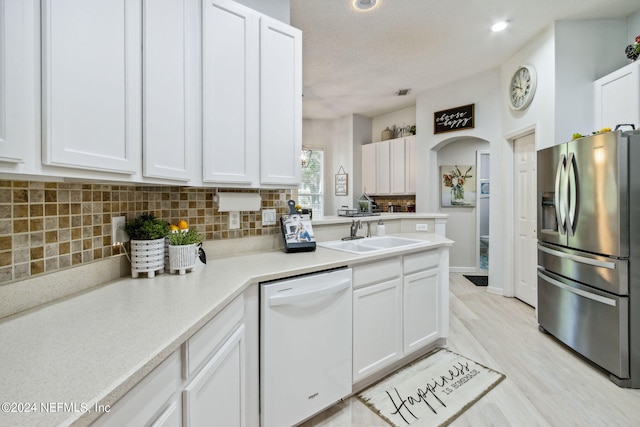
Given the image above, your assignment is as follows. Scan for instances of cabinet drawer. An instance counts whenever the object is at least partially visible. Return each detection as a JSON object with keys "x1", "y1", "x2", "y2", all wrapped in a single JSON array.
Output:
[
  {"x1": 353, "y1": 257, "x2": 401, "y2": 289},
  {"x1": 184, "y1": 294, "x2": 244, "y2": 378},
  {"x1": 404, "y1": 250, "x2": 440, "y2": 275},
  {"x1": 93, "y1": 350, "x2": 182, "y2": 427}
]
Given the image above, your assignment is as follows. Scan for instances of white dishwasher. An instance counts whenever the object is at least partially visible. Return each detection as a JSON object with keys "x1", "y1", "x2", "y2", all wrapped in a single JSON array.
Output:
[{"x1": 260, "y1": 267, "x2": 352, "y2": 427}]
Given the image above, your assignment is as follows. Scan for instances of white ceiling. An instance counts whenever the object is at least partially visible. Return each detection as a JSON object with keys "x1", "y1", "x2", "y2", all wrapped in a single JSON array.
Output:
[{"x1": 291, "y1": 0, "x2": 640, "y2": 120}]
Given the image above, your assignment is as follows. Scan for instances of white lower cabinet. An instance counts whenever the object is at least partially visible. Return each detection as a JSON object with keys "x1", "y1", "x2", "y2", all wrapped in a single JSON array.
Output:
[
  {"x1": 352, "y1": 248, "x2": 447, "y2": 384},
  {"x1": 183, "y1": 325, "x2": 246, "y2": 427},
  {"x1": 353, "y1": 278, "x2": 402, "y2": 382},
  {"x1": 352, "y1": 257, "x2": 402, "y2": 382},
  {"x1": 182, "y1": 294, "x2": 247, "y2": 427},
  {"x1": 403, "y1": 269, "x2": 439, "y2": 354},
  {"x1": 92, "y1": 292, "x2": 256, "y2": 427},
  {"x1": 92, "y1": 350, "x2": 182, "y2": 427}
]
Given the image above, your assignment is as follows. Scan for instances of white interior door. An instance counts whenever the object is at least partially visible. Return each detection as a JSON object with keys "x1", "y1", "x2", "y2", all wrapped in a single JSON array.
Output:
[{"x1": 514, "y1": 133, "x2": 537, "y2": 307}]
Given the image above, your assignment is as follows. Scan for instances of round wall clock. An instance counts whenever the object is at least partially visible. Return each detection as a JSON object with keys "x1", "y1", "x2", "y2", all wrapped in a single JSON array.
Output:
[{"x1": 509, "y1": 65, "x2": 537, "y2": 111}]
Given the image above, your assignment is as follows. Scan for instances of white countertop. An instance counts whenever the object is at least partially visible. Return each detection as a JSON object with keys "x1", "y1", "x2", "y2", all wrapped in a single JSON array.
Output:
[{"x1": 0, "y1": 233, "x2": 451, "y2": 426}]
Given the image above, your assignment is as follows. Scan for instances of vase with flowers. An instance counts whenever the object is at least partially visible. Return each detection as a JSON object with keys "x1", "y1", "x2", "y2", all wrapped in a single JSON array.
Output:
[
  {"x1": 625, "y1": 35, "x2": 640, "y2": 62},
  {"x1": 443, "y1": 165, "x2": 473, "y2": 205}
]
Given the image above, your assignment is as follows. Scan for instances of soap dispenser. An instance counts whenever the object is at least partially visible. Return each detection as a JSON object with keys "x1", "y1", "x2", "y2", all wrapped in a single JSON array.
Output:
[{"x1": 376, "y1": 219, "x2": 385, "y2": 237}]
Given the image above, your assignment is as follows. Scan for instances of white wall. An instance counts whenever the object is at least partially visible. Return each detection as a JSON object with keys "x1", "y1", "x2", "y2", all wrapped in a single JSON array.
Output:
[
  {"x1": 352, "y1": 114, "x2": 373, "y2": 206},
  {"x1": 555, "y1": 19, "x2": 628, "y2": 144},
  {"x1": 414, "y1": 68, "x2": 501, "y2": 280},
  {"x1": 371, "y1": 106, "x2": 416, "y2": 142},
  {"x1": 497, "y1": 19, "x2": 630, "y2": 296},
  {"x1": 628, "y1": 10, "x2": 640, "y2": 47},
  {"x1": 302, "y1": 115, "x2": 372, "y2": 217}
]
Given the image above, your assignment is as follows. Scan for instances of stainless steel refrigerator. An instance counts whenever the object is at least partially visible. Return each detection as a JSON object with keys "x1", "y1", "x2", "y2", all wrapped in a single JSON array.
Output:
[{"x1": 537, "y1": 129, "x2": 640, "y2": 388}]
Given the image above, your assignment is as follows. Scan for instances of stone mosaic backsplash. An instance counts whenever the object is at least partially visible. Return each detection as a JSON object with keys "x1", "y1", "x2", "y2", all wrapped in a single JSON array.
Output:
[{"x1": 0, "y1": 180, "x2": 291, "y2": 284}]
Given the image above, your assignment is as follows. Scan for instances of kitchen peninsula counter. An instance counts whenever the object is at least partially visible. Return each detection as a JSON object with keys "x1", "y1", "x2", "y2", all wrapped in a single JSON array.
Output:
[{"x1": 0, "y1": 233, "x2": 452, "y2": 426}]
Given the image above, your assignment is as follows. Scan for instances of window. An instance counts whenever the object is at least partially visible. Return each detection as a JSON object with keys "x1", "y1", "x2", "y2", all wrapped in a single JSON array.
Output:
[{"x1": 299, "y1": 148, "x2": 323, "y2": 216}]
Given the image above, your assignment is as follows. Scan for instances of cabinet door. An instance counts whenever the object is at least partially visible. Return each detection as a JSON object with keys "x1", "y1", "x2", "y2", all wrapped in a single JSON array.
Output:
[
  {"x1": 405, "y1": 136, "x2": 416, "y2": 194},
  {"x1": 203, "y1": 0, "x2": 259, "y2": 185},
  {"x1": 183, "y1": 325, "x2": 246, "y2": 427},
  {"x1": 362, "y1": 143, "x2": 377, "y2": 194},
  {"x1": 353, "y1": 278, "x2": 402, "y2": 382},
  {"x1": 0, "y1": 0, "x2": 39, "y2": 165},
  {"x1": 93, "y1": 350, "x2": 182, "y2": 427},
  {"x1": 594, "y1": 61, "x2": 640, "y2": 130},
  {"x1": 143, "y1": 0, "x2": 198, "y2": 181},
  {"x1": 42, "y1": 0, "x2": 141, "y2": 174},
  {"x1": 403, "y1": 268, "x2": 439, "y2": 354},
  {"x1": 376, "y1": 140, "x2": 390, "y2": 194},
  {"x1": 259, "y1": 16, "x2": 302, "y2": 186},
  {"x1": 390, "y1": 138, "x2": 406, "y2": 194},
  {"x1": 150, "y1": 399, "x2": 182, "y2": 427}
]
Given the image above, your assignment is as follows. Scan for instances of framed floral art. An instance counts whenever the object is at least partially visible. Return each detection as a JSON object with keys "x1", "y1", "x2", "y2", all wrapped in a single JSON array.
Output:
[{"x1": 441, "y1": 165, "x2": 476, "y2": 207}]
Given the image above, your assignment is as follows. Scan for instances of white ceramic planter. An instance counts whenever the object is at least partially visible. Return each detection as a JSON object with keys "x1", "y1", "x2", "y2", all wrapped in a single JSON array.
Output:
[
  {"x1": 130, "y1": 238, "x2": 165, "y2": 278},
  {"x1": 168, "y1": 244, "x2": 198, "y2": 275}
]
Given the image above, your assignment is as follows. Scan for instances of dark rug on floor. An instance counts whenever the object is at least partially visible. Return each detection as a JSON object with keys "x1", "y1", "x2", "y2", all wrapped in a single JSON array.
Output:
[{"x1": 464, "y1": 275, "x2": 488, "y2": 287}]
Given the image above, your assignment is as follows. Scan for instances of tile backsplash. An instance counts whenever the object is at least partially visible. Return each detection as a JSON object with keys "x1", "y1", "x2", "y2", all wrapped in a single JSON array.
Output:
[{"x1": 0, "y1": 180, "x2": 291, "y2": 285}]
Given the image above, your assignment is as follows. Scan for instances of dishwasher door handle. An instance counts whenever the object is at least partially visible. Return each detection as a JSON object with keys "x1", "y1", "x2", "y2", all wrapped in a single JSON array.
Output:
[{"x1": 268, "y1": 279, "x2": 351, "y2": 307}]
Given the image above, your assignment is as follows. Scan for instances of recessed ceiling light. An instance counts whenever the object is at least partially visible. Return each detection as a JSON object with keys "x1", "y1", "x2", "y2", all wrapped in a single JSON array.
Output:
[
  {"x1": 353, "y1": 0, "x2": 379, "y2": 11},
  {"x1": 491, "y1": 20, "x2": 510, "y2": 32}
]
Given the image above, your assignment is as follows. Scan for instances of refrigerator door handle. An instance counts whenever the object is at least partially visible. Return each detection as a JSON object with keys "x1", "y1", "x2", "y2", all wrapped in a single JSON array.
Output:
[
  {"x1": 537, "y1": 270, "x2": 617, "y2": 306},
  {"x1": 567, "y1": 152, "x2": 578, "y2": 236},
  {"x1": 538, "y1": 243, "x2": 617, "y2": 269},
  {"x1": 555, "y1": 154, "x2": 567, "y2": 234}
]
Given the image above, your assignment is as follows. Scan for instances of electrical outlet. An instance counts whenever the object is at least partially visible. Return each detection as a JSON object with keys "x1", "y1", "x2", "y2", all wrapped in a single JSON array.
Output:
[
  {"x1": 229, "y1": 211, "x2": 240, "y2": 229},
  {"x1": 416, "y1": 223, "x2": 428, "y2": 232},
  {"x1": 111, "y1": 216, "x2": 128, "y2": 244},
  {"x1": 262, "y1": 209, "x2": 276, "y2": 226}
]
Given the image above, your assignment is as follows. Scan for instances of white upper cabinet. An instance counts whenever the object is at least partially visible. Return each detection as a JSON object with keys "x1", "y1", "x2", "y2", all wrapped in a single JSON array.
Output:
[
  {"x1": 389, "y1": 138, "x2": 405, "y2": 194},
  {"x1": 203, "y1": 1, "x2": 301, "y2": 187},
  {"x1": 259, "y1": 16, "x2": 302, "y2": 186},
  {"x1": 375, "y1": 140, "x2": 390, "y2": 194},
  {"x1": 362, "y1": 136, "x2": 416, "y2": 196},
  {"x1": 202, "y1": 0, "x2": 260, "y2": 186},
  {"x1": 42, "y1": 0, "x2": 142, "y2": 174},
  {"x1": 0, "y1": 0, "x2": 39, "y2": 166},
  {"x1": 405, "y1": 136, "x2": 416, "y2": 194},
  {"x1": 594, "y1": 61, "x2": 640, "y2": 131},
  {"x1": 143, "y1": 0, "x2": 198, "y2": 182},
  {"x1": 362, "y1": 143, "x2": 377, "y2": 194}
]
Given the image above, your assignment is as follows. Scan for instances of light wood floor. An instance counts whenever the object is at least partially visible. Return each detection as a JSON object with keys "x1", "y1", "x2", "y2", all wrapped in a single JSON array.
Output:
[{"x1": 301, "y1": 273, "x2": 640, "y2": 426}]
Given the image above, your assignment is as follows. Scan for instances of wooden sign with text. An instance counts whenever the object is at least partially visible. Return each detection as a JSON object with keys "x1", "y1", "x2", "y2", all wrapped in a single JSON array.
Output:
[{"x1": 434, "y1": 104, "x2": 475, "y2": 134}]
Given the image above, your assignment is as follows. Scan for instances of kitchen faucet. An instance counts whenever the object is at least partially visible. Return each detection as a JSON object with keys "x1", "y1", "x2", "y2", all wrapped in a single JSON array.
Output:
[{"x1": 350, "y1": 220, "x2": 361, "y2": 238}]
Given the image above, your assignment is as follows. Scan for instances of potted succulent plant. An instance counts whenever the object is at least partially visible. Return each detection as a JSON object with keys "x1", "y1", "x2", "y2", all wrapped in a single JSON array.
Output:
[
  {"x1": 167, "y1": 221, "x2": 203, "y2": 275},
  {"x1": 124, "y1": 213, "x2": 170, "y2": 278}
]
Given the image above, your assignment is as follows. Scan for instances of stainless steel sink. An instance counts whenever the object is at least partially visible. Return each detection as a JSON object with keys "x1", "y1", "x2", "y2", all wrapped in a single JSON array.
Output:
[{"x1": 317, "y1": 236, "x2": 429, "y2": 254}]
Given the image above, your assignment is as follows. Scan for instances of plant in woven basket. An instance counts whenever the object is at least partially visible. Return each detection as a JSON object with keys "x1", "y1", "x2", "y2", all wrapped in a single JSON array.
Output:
[
  {"x1": 167, "y1": 227, "x2": 203, "y2": 275},
  {"x1": 167, "y1": 228, "x2": 203, "y2": 246},
  {"x1": 125, "y1": 213, "x2": 170, "y2": 240}
]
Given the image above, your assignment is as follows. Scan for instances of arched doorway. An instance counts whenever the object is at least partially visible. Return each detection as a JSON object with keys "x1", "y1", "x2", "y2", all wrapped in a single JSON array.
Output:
[{"x1": 433, "y1": 136, "x2": 490, "y2": 273}]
